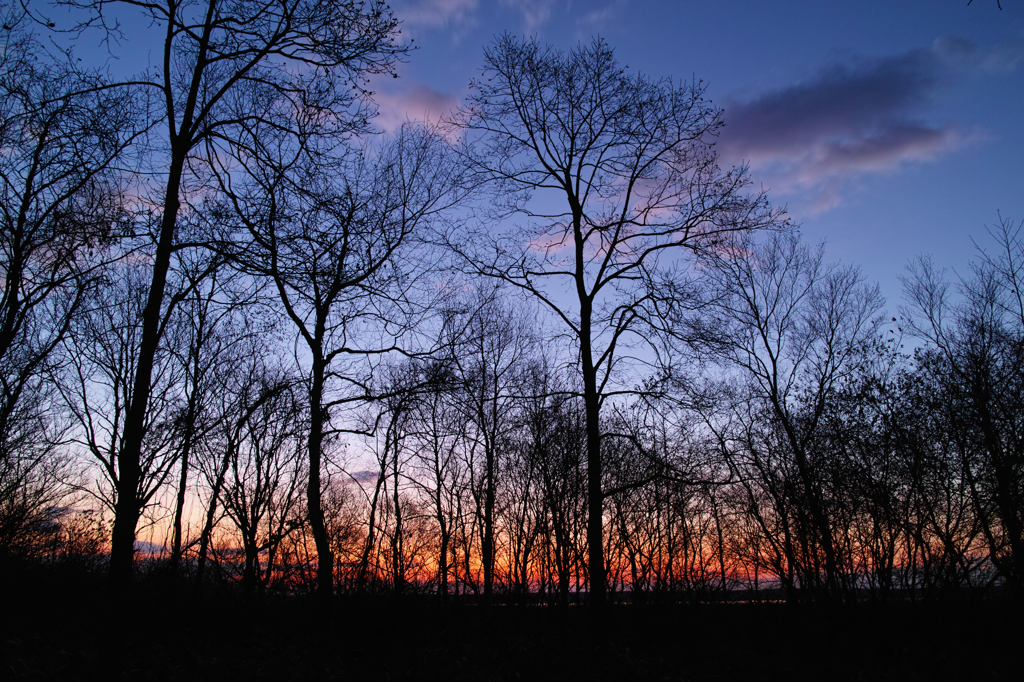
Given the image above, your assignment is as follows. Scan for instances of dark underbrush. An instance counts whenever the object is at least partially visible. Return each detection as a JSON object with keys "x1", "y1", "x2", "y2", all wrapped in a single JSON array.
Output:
[{"x1": 2, "y1": 563, "x2": 1020, "y2": 681}]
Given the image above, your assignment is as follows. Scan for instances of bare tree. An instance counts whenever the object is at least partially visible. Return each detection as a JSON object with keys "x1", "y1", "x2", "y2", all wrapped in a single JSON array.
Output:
[
  {"x1": 218, "y1": 371, "x2": 306, "y2": 594},
  {"x1": 519, "y1": 363, "x2": 588, "y2": 607},
  {"x1": 193, "y1": 333, "x2": 291, "y2": 586},
  {"x1": 58, "y1": 262, "x2": 184, "y2": 548},
  {"x1": 163, "y1": 260, "x2": 258, "y2": 577},
  {"x1": 55, "y1": 0, "x2": 407, "y2": 586},
  {"x1": 367, "y1": 361, "x2": 419, "y2": 597},
  {"x1": 897, "y1": 353, "x2": 993, "y2": 596},
  {"x1": 446, "y1": 287, "x2": 535, "y2": 602},
  {"x1": 449, "y1": 35, "x2": 781, "y2": 605},
  {"x1": 902, "y1": 216, "x2": 1024, "y2": 596},
  {"x1": 226, "y1": 123, "x2": 461, "y2": 601},
  {"x1": 0, "y1": 12, "x2": 138, "y2": 556},
  {"x1": 405, "y1": 360, "x2": 469, "y2": 603},
  {"x1": 702, "y1": 231, "x2": 884, "y2": 600}
]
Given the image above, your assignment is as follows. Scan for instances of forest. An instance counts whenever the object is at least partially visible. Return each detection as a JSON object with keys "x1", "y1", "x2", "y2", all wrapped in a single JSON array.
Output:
[{"x1": 1, "y1": 1, "x2": 1022, "y2": 678}]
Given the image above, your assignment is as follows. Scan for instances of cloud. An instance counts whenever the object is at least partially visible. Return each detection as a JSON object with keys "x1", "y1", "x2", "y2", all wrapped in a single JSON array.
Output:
[
  {"x1": 501, "y1": 0, "x2": 556, "y2": 32},
  {"x1": 575, "y1": 1, "x2": 628, "y2": 31},
  {"x1": 719, "y1": 48, "x2": 973, "y2": 214},
  {"x1": 373, "y1": 86, "x2": 461, "y2": 134},
  {"x1": 933, "y1": 32, "x2": 1024, "y2": 71},
  {"x1": 349, "y1": 470, "x2": 379, "y2": 484},
  {"x1": 793, "y1": 124, "x2": 962, "y2": 181},
  {"x1": 933, "y1": 35, "x2": 979, "y2": 64},
  {"x1": 983, "y1": 38, "x2": 1024, "y2": 71},
  {"x1": 722, "y1": 50, "x2": 940, "y2": 163},
  {"x1": 393, "y1": 0, "x2": 478, "y2": 29}
]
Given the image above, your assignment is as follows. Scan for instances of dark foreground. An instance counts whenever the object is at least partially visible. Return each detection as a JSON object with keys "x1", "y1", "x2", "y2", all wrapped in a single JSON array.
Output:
[{"x1": 2, "y1": 569, "x2": 1020, "y2": 681}]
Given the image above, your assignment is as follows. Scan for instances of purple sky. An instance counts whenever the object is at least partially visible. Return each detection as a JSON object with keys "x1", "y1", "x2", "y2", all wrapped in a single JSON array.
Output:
[
  {"x1": 46, "y1": 0, "x2": 1024, "y2": 308},
  {"x1": 372, "y1": 0, "x2": 1024, "y2": 308}
]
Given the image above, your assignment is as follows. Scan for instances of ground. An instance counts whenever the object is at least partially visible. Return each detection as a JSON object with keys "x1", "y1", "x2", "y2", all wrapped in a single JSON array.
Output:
[{"x1": 2, "y1": 566, "x2": 1020, "y2": 681}]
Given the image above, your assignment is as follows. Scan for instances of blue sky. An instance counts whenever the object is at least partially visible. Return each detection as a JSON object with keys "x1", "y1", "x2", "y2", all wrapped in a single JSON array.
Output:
[{"x1": 372, "y1": 0, "x2": 1024, "y2": 308}]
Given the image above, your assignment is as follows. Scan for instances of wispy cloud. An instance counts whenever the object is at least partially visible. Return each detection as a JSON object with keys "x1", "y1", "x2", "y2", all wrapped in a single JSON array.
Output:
[
  {"x1": 500, "y1": 0, "x2": 556, "y2": 32},
  {"x1": 393, "y1": 0, "x2": 478, "y2": 30},
  {"x1": 373, "y1": 86, "x2": 461, "y2": 134},
  {"x1": 575, "y1": 0, "x2": 628, "y2": 32},
  {"x1": 719, "y1": 48, "x2": 975, "y2": 214},
  {"x1": 933, "y1": 32, "x2": 1024, "y2": 72}
]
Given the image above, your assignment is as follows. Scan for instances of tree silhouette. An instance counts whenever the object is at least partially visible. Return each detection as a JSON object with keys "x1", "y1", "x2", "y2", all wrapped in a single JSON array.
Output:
[
  {"x1": 701, "y1": 231, "x2": 885, "y2": 601},
  {"x1": 903, "y1": 217, "x2": 1024, "y2": 596},
  {"x1": 0, "y1": 13, "x2": 139, "y2": 556},
  {"x1": 224, "y1": 123, "x2": 460, "y2": 602},
  {"x1": 449, "y1": 35, "x2": 782, "y2": 605},
  {"x1": 58, "y1": 0, "x2": 407, "y2": 587}
]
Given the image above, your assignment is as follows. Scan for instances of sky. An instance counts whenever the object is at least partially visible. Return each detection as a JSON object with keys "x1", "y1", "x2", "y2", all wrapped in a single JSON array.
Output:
[
  {"x1": 370, "y1": 0, "x2": 1024, "y2": 310},
  {"x1": 25, "y1": 0, "x2": 1020, "y2": 545}
]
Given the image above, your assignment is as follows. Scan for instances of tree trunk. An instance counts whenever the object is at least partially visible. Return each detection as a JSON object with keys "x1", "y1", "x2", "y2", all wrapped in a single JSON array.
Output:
[
  {"x1": 110, "y1": 164, "x2": 183, "y2": 588},
  {"x1": 170, "y1": 303, "x2": 208, "y2": 577},
  {"x1": 438, "y1": 520, "x2": 450, "y2": 603},
  {"x1": 307, "y1": 362, "x2": 334, "y2": 603},
  {"x1": 169, "y1": 393, "x2": 199, "y2": 577},
  {"x1": 169, "y1": 447, "x2": 190, "y2": 577},
  {"x1": 357, "y1": 470, "x2": 385, "y2": 593},
  {"x1": 243, "y1": 538, "x2": 259, "y2": 594},
  {"x1": 436, "y1": 477, "x2": 449, "y2": 603},
  {"x1": 712, "y1": 492, "x2": 728, "y2": 601},
  {"x1": 482, "y1": 445, "x2": 495, "y2": 602},
  {"x1": 391, "y1": 440, "x2": 404, "y2": 596},
  {"x1": 582, "y1": 351, "x2": 605, "y2": 607}
]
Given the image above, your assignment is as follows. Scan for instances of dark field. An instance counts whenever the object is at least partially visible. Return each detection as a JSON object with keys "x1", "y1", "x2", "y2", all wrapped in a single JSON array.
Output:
[{"x1": 2, "y1": 568, "x2": 1020, "y2": 682}]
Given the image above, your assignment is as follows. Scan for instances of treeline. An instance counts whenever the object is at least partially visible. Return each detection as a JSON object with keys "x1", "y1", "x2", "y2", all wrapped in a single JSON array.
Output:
[{"x1": 1, "y1": 2, "x2": 1020, "y2": 606}]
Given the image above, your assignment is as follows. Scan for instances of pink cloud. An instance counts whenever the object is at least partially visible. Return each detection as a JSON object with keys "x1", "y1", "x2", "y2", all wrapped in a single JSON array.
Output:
[
  {"x1": 760, "y1": 125, "x2": 973, "y2": 194},
  {"x1": 373, "y1": 86, "x2": 461, "y2": 134},
  {"x1": 526, "y1": 229, "x2": 571, "y2": 254}
]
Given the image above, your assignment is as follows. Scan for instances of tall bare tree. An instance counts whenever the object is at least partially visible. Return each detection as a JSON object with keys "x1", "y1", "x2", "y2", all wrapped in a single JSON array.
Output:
[
  {"x1": 405, "y1": 360, "x2": 467, "y2": 603},
  {"x1": 523, "y1": 366, "x2": 588, "y2": 607},
  {"x1": 57, "y1": 0, "x2": 407, "y2": 586},
  {"x1": 164, "y1": 262, "x2": 255, "y2": 577},
  {"x1": 218, "y1": 371, "x2": 305, "y2": 593},
  {"x1": 449, "y1": 35, "x2": 781, "y2": 605},
  {"x1": 58, "y1": 262, "x2": 184, "y2": 546},
  {"x1": 0, "y1": 13, "x2": 138, "y2": 555},
  {"x1": 226, "y1": 123, "x2": 461, "y2": 601},
  {"x1": 193, "y1": 332, "x2": 291, "y2": 586},
  {"x1": 447, "y1": 288, "x2": 535, "y2": 602}
]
